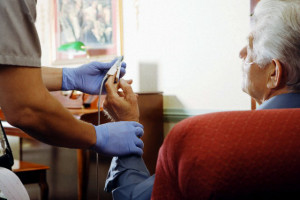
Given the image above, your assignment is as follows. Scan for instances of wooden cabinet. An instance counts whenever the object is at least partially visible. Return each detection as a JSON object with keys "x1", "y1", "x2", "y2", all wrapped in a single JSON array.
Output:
[{"x1": 137, "y1": 92, "x2": 164, "y2": 174}]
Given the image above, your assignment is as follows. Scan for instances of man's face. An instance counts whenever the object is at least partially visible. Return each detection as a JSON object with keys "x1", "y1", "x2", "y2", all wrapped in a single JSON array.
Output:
[{"x1": 239, "y1": 36, "x2": 270, "y2": 103}]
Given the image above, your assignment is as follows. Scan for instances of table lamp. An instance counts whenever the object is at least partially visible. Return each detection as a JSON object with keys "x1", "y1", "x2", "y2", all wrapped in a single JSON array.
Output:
[{"x1": 58, "y1": 41, "x2": 86, "y2": 59}]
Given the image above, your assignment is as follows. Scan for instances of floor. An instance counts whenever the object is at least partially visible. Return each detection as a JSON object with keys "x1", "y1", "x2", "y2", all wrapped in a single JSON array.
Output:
[{"x1": 22, "y1": 138, "x2": 113, "y2": 200}]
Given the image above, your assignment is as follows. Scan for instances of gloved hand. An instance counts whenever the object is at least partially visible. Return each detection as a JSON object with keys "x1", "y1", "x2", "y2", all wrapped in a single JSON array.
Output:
[
  {"x1": 91, "y1": 121, "x2": 144, "y2": 156},
  {"x1": 61, "y1": 59, "x2": 126, "y2": 94}
]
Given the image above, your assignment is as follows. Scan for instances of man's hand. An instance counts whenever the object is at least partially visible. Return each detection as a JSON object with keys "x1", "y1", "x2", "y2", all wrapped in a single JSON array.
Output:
[
  {"x1": 61, "y1": 59, "x2": 126, "y2": 94},
  {"x1": 103, "y1": 75, "x2": 140, "y2": 122},
  {"x1": 91, "y1": 121, "x2": 144, "y2": 156}
]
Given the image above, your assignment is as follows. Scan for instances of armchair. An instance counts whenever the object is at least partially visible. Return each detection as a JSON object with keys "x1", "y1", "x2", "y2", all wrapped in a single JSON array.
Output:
[{"x1": 152, "y1": 109, "x2": 300, "y2": 200}]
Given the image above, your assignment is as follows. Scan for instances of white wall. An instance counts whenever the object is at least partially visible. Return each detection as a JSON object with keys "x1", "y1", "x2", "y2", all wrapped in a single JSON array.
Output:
[
  {"x1": 122, "y1": 0, "x2": 251, "y2": 111},
  {"x1": 37, "y1": 0, "x2": 251, "y2": 111}
]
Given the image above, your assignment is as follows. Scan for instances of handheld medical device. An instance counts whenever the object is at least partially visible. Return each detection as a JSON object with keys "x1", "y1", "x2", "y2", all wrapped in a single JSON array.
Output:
[
  {"x1": 105, "y1": 56, "x2": 124, "y2": 82},
  {"x1": 97, "y1": 55, "x2": 124, "y2": 126},
  {"x1": 96, "y1": 56, "x2": 124, "y2": 200}
]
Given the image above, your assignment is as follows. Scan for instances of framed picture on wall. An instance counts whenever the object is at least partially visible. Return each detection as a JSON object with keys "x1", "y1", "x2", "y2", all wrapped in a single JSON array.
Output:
[{"x1": 52, "y1": 0, "x2": 123, "y2": 65}]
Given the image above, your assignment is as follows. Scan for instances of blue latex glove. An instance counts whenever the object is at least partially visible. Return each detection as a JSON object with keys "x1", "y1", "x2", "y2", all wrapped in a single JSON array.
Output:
[
  {"x1": 91, "y1": 121, "x2": 144, "y2": 156},
  {"x1": 62, "y1": 59, "x2": 126, "y2": 94}
]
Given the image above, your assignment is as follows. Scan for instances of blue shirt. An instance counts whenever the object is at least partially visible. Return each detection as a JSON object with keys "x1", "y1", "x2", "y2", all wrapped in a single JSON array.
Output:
[
  {"x1": 258, "y1": 93, "x2": 300, "y2": 110},
  {"x1": 105, "y1": 156, "x2": 154, "y2": 200},
  {"x1": 104, "y1": 92, "x2": 300, "y2": 200}
]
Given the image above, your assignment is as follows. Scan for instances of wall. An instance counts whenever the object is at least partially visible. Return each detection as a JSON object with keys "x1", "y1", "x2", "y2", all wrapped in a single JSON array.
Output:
[{"x1": 122, "y1": 0, "x2": 251, "y2": 111}]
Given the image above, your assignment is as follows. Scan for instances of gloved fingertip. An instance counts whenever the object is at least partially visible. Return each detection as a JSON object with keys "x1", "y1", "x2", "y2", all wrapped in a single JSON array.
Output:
[
  {"x1": 121, "y1": 62, "x2": 126, "y2": 68},
  {"x1": 135, "y1": 139, "x2": 144, "y2": 149},
  {"x1": 120, "y1": 67, "x2": 126, "y2": 78},
  {"x1": 133, "y1": 147, "x2": 143, "y2": 156},
  {"x1": 138, "y1": 123, "x2": 144, "y2": 129},
  {"x1": 135, "y1": 127, "x2": 144, "y2": 137},
  {"x1": 130, "y1": 121, "x2": 144, "y2": 129}
]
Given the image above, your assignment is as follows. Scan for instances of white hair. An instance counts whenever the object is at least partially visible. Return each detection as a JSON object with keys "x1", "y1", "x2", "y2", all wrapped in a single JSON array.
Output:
[{"x1": 251, "y1": 0, "x2": 300, "y2": 91}]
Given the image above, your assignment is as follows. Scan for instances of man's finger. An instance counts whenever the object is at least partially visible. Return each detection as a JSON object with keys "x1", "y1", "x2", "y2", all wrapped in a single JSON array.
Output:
[
  {"x1": 119, "y1": 79, "x2": 136, "y2": 98},
  {"x1": 105, "y1": 74, "x2": 119, "y2": 98},
  {"x1": 106, "y1": 72, "x2": 117, "y2": 86},
  {"x1": 125, "y1": 79, "x2": 133, "y2": 85},
  {"x1": 117, "y1": 91, "x2": 125, "y2": 97}
]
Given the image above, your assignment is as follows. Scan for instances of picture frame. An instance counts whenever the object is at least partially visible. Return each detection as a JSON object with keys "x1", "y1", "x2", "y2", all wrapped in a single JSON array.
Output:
[{"x1": 51, "y1": 0, "x2": 123, "y2": 65}]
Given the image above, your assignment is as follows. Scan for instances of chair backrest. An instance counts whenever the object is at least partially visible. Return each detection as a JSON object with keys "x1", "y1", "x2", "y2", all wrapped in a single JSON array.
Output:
[
  {"x1": 0, "y1": 167, "x2": 30, "y2": 200},
  {"x1": 152, "y1": 109, "x2": 300, "y2": 200}
]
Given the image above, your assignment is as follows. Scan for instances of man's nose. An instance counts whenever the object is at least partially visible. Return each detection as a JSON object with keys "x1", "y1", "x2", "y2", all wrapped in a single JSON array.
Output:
[{"x1": 239, "y1": 46, "x2": 247, "y2": 59}]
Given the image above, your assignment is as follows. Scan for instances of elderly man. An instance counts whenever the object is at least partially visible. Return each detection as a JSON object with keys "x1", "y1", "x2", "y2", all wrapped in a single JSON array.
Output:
[{"x1": 103, "y1": 0, "x2": 300, "y2": 199}]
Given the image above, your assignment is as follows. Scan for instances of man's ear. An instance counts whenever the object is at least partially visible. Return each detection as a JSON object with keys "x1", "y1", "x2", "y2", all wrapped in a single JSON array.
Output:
[{"x1": 267, "y1": 59, "x2": 283, "y2": 89}]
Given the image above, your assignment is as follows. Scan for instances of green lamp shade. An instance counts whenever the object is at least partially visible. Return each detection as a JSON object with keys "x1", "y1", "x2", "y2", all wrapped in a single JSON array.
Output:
[{"x1": 58, "y1": 41, "x2": 86, "y2": 52}]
